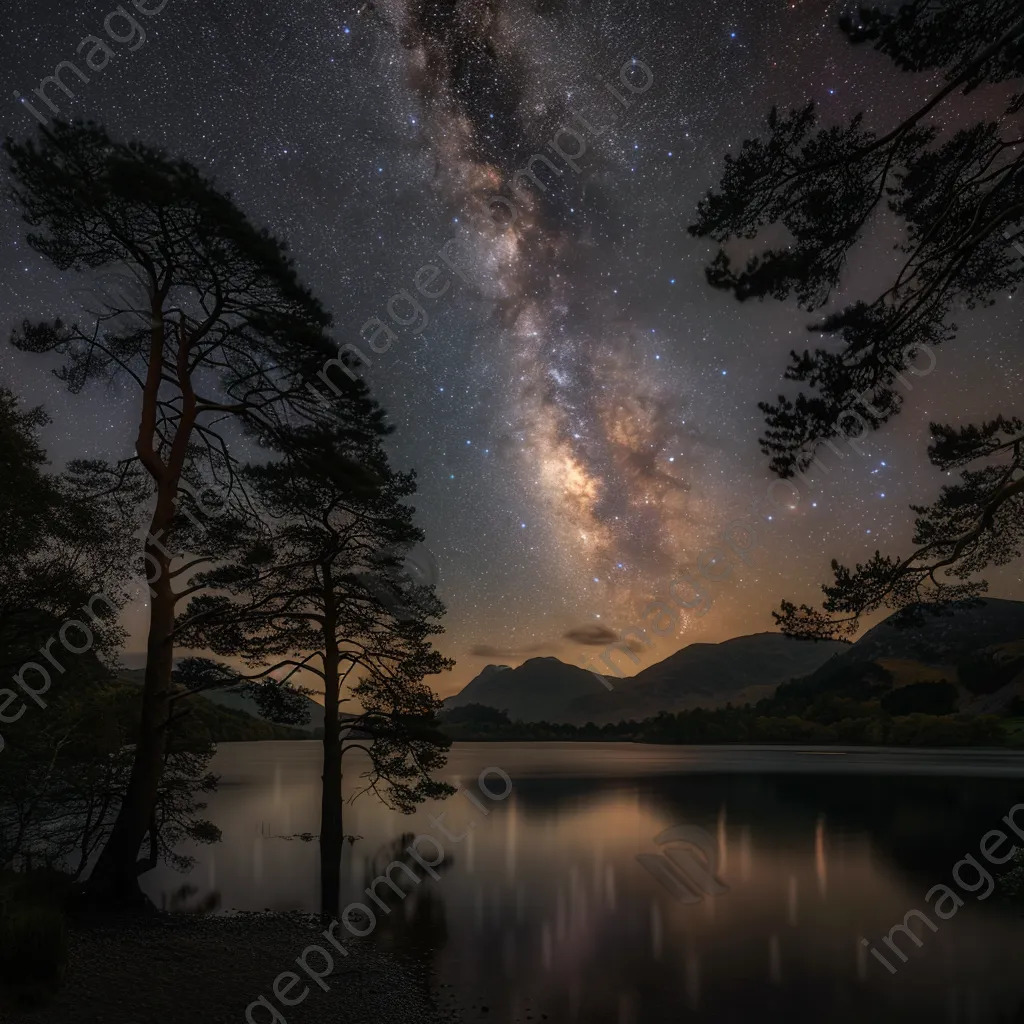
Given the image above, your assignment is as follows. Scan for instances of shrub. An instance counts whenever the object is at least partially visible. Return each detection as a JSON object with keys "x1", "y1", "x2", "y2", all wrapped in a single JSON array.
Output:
[
  {"x1": 0, "y1": 902, "x2": 68, "y2": 989},
  {"x1": 1001, "y1": 848, "x2": 1024, "y2": 906},
  {"x1": 0, "y1": 869, "x2": 71, "y2": 1001}
]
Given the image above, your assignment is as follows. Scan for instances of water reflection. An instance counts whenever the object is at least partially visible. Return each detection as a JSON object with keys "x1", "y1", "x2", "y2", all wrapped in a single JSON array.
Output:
[{"x1": 142, "y1": 742, "x2": 1024, "y2": 1022}]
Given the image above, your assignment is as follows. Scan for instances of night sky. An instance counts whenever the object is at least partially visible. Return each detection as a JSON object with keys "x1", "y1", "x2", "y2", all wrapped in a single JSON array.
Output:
[{"x1": 1, "y1": 0, "x2": 1021, "y2": 695}]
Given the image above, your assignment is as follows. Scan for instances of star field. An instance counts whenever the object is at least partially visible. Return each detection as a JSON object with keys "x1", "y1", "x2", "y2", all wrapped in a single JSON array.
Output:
[{"x1": 1, "y1": 0, "x2": 1021, "y2": 694}]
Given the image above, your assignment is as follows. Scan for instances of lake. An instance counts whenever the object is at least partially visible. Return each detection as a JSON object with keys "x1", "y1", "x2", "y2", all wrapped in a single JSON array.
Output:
[{"x1": 142, "y1": 741, "x2": 1024, "y2": 1022}]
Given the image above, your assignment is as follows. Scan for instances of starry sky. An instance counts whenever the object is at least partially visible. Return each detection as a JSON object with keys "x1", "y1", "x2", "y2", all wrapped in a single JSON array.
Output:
[{"x1": 1, "y1": 0, "x2": 1021, "y2": 696}]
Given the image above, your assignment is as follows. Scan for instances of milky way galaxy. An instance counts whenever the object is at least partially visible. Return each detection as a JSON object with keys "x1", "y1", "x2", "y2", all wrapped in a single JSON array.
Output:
[
  {"x1": 385, "y1": 0, "x2": 715, "y2": 630},
  {"x1": 2, "y1": 0, "x2": 1022, "y2": 692}
]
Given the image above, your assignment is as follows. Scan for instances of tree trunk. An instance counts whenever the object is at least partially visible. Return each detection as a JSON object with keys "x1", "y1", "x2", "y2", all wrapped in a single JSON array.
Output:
[
  {"x1": 86, "y1": 516, "x2": 175, "y2": 905},
  {"x1": 88, "y1": 311, "x2": 193, "y2": 906},
  {"x1": 320, "y1": 641, "x2": 343, "y2": 919}
]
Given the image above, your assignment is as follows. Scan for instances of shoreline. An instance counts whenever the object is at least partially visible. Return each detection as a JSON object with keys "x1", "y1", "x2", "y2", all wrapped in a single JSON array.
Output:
[{"x1": 2, "y1": 912, "x2": 460, "y2": 1024}]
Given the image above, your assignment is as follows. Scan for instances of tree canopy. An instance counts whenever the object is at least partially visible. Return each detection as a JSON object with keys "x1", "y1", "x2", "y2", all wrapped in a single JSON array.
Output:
[{"x1": 690, "y1": 1, "x2": 1024, "y2": 638}]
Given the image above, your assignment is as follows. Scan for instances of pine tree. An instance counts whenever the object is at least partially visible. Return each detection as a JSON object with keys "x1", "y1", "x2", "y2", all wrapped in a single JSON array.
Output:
[
  {"x1": 690, "y1": 2, "x2": 1024, "y2": 637},
  {"x1": 176, "y1": 403, "x2": 453, "y2": 916},
  {"x1": 5, "y1": 121, "x2": 355, "y2": 902}
]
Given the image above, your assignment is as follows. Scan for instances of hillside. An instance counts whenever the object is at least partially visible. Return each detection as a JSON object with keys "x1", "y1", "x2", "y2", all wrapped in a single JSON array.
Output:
[
  {"x1": 568, "y1": 633, "x2": 848, "y2": 723},
  {"x1": 115, "y1": 670, "x2": 317, "y2": 741},
  {"x1": 810, "y1": 598, "x2": 1024, "y2": 676},
  {"x1": 198, "y1": 684, "x2": 325, "y2": 732},
  {"x1": 441, "y1": 603, "x2": 1024, "y2": 747},
  {"x1": 767, "y1": 599, "x2": 1024, "y2": 718}
]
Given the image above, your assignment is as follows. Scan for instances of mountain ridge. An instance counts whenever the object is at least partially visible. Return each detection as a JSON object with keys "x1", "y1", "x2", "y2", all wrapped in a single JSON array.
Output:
[
  {"x1": 448, "y1": 601, "x2": 1024, "y2": 725},
  {"x1": 446, "y1": 632, "x2": 847, "y2": 725}
]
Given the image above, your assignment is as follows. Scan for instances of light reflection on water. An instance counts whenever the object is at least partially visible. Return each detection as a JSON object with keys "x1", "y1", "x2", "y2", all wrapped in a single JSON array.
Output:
[{"x1": 143, "y1": 741, "x2": 1024, "y2": 1023}]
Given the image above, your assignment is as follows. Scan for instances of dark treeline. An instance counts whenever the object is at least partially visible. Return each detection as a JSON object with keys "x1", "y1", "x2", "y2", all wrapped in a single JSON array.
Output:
[{"x1": 441, "y1": 696, "x2": 1012, "y2": 748}]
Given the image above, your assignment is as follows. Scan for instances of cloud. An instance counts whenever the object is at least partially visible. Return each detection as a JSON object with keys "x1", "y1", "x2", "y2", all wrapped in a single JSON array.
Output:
[
  {"x1": 563, "y1": 624, "x2": 645, "y2": 652},
  {"x1": 563, "y1": 624, "x2": 618, "y2": 646}
]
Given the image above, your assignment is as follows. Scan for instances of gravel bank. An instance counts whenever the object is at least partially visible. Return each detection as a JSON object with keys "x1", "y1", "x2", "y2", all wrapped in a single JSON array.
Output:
[{"x1": 1, "y1": 912, "x2": 460, "y2": 1024}]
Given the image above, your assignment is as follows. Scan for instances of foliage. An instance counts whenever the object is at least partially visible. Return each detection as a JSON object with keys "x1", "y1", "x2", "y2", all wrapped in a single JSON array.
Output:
[
  {"x1": 690, "y1": 2, "x2": 1024, "y2": 638},
  {"x1": 773, "y1": 422, "x2": 1024, "y2": 639},
  {"x1": 439, "y1": 705, "x2": 1006, "y2": 747},
  {"x1": 442, "y1": 704, "x2": 513, "y2": 727},
  {"x1": 0, "y1": 395, "x2": 222, "y2": 879},
  {"x1": 4, "y1": 119, "x2": 379, "y2": 896},
  {"x1": 1001, "y1": 848, "x2": 1024, "y2": 903},
  {"x1": 0, "y1": 903, "x2": 67, "y2": 992},
  {"x1": 0, "y1": 387, "x2": 137, "y2": 686},
  {"x1": 957, "y1": 647, "x2": 1024, "y2": 694},
  {"x1": 0, "y1": 868, "x2": 72, "y2": 1002}
]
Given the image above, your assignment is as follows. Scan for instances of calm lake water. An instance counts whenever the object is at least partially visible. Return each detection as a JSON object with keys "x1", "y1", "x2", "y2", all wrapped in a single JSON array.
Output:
[{"x1": 143, "y1": 741, "x2": 1024, "y2": 1023}]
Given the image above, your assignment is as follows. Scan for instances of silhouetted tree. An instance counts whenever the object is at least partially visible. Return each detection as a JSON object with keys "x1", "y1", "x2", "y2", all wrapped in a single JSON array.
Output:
[
  {"x1": 5, "y1": 121, "x2": 360, "y2": 902},
  {"x1": 0, "y1": 392, "x2": 216, "y2": 878},
  {"x1": 774, "y1": 417, "x2": 1024, "y2": 637},
  {"x1": 0, "y1": 388, "x2": 135, "y2": 690},
  {"x1": 690, "y1": 2, "x2": 1024, "y2": 638},
  {"x1": 177, "y1": 414, "x2": 453, "y2": 916}
]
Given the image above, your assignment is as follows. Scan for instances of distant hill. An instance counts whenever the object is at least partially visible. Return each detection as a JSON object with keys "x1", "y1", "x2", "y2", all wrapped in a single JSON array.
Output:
[
  {"x1": 198, "y1": 684, "x2": 325, "y2": 732},
  {"x1": 808, "y1": 598, "x2": 1024, "y2": 675},
  {"x1": 768, "y1": 599, "x2": 1024, "y2": 716},
  {"x1": 445, "y1": 633, "x2": 847, "y2": 725},
  {"x1": 116, "y1": 668, "x2": 323, "y2": 735},
  {"x1": 168, "y1": 690, "x2": 312, "y2": 743},
  {"x1": 570, "y1": 633, "x2": 848, "y2": 723}
]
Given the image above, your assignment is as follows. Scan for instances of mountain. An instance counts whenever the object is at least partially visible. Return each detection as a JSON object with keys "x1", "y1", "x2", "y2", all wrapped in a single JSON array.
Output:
[
  {"x1": 445, "y1": 633, "x2": 847, "y2": 725},
  {"x1": 569, "y1": 633, "x2": 848, "y2": 723},
  {"x1": 444, "y1": 659, "x2": 609, "y2": 723}
]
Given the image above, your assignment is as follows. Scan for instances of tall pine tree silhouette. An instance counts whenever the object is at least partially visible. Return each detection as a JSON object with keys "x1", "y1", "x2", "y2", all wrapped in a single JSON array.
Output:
[{"x1": 5, "y1": 121, "x2": 362, "y2": 901}]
